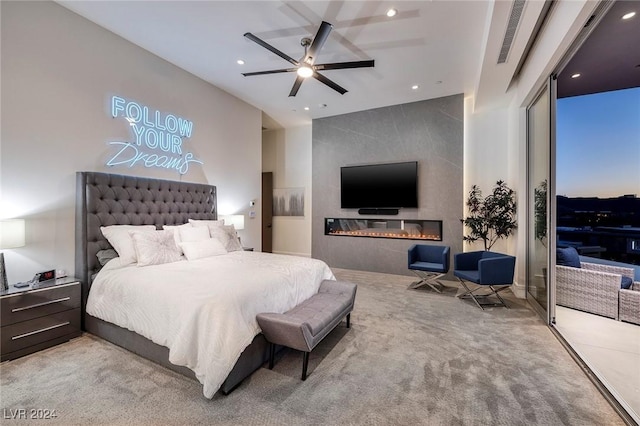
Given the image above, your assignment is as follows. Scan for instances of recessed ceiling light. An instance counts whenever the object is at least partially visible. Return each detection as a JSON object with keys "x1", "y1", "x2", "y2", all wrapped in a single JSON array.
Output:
[
  {"x1": 386, "y1": 8, "x2": 397, "y2": 18},
  {"x1": 571, "y1": 73, "x2": 581, "y2": 79},
  {"x1": 236, "y1": 59, "x2": 245, "y2": 65},
  {"x1": 622, "y1": 11, "x2": 636, "y2": 20},
  {"x1": 411, "y1": 85, "x2": 419, "y2": 90},
  {"x1": 304, "y1": 107, "x2": 310, "y2": 111}
]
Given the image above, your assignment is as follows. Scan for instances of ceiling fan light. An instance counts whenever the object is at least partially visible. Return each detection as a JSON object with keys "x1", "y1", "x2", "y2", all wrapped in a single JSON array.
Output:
[{"x1": 297, "y1": 66, "x2": 314, "y2": 78}]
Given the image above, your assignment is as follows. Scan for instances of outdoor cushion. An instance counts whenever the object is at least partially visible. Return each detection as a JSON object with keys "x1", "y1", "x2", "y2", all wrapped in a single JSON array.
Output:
[
  {"x1": 621, "y1": 276, "x2": 633, "y2": 289},
  {"x1": 556, "y1": 247, "x2": 581, "y2": 268}
]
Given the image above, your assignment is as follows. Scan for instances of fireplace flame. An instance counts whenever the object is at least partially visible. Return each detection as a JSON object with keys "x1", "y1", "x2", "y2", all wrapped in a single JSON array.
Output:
[{"x1": 327, "y1": 229, "x2": 439, "y2": 240}]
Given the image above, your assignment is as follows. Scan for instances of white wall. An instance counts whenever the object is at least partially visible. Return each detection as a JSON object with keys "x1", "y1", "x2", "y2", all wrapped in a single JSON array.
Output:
[
  {"x1": 464, "y1": 0, "x2": 598, "y2": 297},
  {"x1": 0, "y1": 1, "x2": 262, "y2": 283},
  {"x1": 262, "y1": 125, "x2": 312, "y2": 257}
]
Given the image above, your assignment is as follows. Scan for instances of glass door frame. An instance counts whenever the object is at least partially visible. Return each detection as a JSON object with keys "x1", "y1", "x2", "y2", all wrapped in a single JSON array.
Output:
[
  {"x1": 548, "y1": 76, "x2": 557, "y2": 325},
  {"x1": 525, "y1": 77, "x2": 556, "y2": 325}
]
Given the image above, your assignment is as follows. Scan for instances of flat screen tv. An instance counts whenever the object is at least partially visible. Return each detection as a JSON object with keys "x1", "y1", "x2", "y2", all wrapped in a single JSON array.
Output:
[{"x1": 341, "y1": 161, "x2": 418, "y2": 208}]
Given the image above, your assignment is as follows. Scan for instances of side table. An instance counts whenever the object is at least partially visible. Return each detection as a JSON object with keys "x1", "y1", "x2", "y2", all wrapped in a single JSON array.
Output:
[{"x1": 1, "y1": 277, "x2": 81, "y2": 361}]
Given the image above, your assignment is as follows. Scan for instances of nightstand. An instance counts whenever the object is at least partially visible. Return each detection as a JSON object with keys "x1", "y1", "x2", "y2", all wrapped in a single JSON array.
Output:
[{"x1": 1, "y1": 277, "x2": 81, "y2": 361}]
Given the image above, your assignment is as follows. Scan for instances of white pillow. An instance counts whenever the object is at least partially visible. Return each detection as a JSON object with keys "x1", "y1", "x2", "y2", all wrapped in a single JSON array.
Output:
[
  {"x1": 179, "y1": 238, "x2": 227, "y2": 260},
  {"x1": 132, "y1": 230, "x2": 182, "y2": 267},
  {"x1": 189, "y1": 219, "x2": 224, "y2": 236},
  {"x1": 179, "y1": 226, "x2": 210, "y2": 243},
  {"x1": 162, "y1": 223, "x2": 192, "y2": 252},
  {"x1": 100, "y1": 225, "x2": 156, "y2": 265},
  {"x1": 189, "y1": 219, "x2": 224, "y2": 228},
  {"x1": 209, "y1": 225, "x2": 243, "y2": 252}
]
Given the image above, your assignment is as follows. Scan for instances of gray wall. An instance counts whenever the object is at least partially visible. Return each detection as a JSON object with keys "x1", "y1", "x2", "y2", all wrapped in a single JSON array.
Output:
[{"x1": 312, "y1": 95, "x2": 463, "y2": 276}]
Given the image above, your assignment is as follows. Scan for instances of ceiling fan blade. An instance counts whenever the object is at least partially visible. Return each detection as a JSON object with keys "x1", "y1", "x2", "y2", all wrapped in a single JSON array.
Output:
[
  {"x1": 244, "y1": 32, "x2": 299, "y2": 66},
  {"x1": 313, "y1": 72, "x2": 347, "y2": 95},
  {"x1": 314, "y1": 60, "x2": 375, "y2": 71},
  {"x1": 305, "y1": 21, "x2": 333, "y2": 65},
  {"x1": 289, "y1": 76, "x2": 305, "y2": 97},
  {"x1": 242, "y1": 68, "x2": 297, "y2": 77}
]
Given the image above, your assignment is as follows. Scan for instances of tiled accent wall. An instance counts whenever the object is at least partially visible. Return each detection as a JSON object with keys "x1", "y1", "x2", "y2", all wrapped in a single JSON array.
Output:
[{"x1": 312, "y1": 95, "x2": 464, "y2": 276}]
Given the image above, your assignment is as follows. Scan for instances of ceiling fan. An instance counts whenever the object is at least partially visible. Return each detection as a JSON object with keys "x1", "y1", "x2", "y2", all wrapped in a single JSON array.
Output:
[{"x1": 242, "y1": 21, "x2": 375, "y2": 97}]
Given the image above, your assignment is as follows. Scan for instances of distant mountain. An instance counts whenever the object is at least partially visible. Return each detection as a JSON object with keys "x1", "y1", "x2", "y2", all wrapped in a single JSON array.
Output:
[{"x1": 557, "y1": 195, "x2": 639, "y2": 228}]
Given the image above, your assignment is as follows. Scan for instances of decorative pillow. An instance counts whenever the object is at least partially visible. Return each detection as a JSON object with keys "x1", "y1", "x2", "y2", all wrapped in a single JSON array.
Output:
[
  {"x1": 100, "y1": 225, "x2": 156, "y2": 265},
  {"x1": 132, "y1": 230, "x2": 182, "y2": 267},
  {"x1": 179, "y1": 238, "x2": 227, "y2": 261},
  {"x1": 556, "y1": 247, "x2": 581, "y2": 268},
  {"x1": 96, "y1": 249, "x2": 118, "y2": 266},
  {"x1": 621, "y1": 276, "x2": 633, "y2": 290},
  {"x1": 162, "y1": 223, "x2": 193, "y2": 253},
  {"x1": 209, "y1": 225, "x2": 243, "y2": 252},
  {"x1": 179, "y1": 225, "x2": 211, "y2": 243}
]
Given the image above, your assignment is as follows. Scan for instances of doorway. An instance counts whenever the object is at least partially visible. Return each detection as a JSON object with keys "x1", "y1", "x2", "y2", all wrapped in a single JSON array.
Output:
[
  {"x1": 262, "y1": 172, "x2": 273, "y2": 253},
  {"x1": 541, "y1": 1, "x2": 640, "y2": 422}
]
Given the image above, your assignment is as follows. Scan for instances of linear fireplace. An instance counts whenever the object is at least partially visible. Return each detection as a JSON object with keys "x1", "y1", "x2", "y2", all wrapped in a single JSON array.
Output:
[{"x1": 325, "y1": 218, "x2": 442, "y2": 241}]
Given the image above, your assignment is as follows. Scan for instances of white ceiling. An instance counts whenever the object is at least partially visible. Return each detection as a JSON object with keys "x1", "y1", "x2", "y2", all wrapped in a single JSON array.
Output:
[{"x1": 57, "y1": 1, "x2": 492, "y2": 129}]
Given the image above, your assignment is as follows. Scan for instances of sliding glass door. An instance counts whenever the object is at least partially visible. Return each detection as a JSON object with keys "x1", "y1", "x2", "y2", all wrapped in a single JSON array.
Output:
[{"x1": 526, "y1": 81, "x2": 554, "y2": 320}]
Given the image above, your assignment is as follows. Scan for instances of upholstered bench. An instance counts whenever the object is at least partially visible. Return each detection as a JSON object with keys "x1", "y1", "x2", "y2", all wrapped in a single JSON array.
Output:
[{"x1": 256, "y1": 279, "x2": 357, "y2": 380}]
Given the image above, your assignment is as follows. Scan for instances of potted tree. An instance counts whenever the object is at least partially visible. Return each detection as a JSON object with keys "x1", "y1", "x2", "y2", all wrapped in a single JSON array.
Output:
[
  {"x1": 463, "y1": 180, "x2": 517, "y2": 251},
  {"x1": 534, "y1": 179, "x2": 548, "y2": 289},
  {"x1": 534, "y1": 179, "x2": 547, "y2": 247}
]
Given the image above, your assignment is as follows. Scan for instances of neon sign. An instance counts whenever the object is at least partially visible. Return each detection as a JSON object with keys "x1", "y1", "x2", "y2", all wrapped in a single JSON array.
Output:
[{"x1": 106, "y1": 95, "x2": 203, "y2": 175}]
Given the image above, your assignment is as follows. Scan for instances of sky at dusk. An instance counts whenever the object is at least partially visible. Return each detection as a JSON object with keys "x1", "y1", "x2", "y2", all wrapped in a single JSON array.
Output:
[{"x1": 556, "y1": 87, "x2": 640, "y2": 198}]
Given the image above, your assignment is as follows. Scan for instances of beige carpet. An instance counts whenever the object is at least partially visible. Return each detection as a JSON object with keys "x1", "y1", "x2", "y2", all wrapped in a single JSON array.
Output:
[{"x1": 0, "y1": 268, "x2": 624, "y2": 425}]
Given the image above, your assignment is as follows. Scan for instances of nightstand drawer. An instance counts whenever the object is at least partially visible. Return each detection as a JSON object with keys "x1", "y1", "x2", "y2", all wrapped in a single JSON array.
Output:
[
  {"x1": 1, "y1": 283, "x2": 81, "y2": 326},
  {"x1": 1, "y1": 308, "x2": 81, "y2": 355}
]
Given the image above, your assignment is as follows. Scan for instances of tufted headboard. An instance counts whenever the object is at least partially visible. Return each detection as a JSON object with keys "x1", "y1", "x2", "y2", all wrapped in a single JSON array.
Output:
[{"x1": 75, "y1": 172, "x2": 217, "y2": 323}]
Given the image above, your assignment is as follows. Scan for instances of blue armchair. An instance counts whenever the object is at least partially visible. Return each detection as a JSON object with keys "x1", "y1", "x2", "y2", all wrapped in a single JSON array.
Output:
[
  {"x1": 408, "y1": 245, "x2": 450, "y2": 292},
  {"x1": 453, "y1": 251, "x2": 516, "y2": 309}
]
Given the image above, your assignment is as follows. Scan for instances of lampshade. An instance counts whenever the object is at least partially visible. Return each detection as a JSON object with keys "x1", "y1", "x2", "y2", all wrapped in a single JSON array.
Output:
[
  {"x1": 222, "y1": 215, "x2": 245, "y2": 231},
  {"x1": 0, "y1": 219, "x2": 26, "y2": 249}
]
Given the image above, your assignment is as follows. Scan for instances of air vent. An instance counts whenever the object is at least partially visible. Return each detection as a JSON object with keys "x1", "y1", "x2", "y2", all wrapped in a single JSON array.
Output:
[
  {"x1": 584, "y1": 15, "x2": 596, "y2": 28},
  {"x1": 498, "y1": 0, "x2": 526, "y2": 64}
]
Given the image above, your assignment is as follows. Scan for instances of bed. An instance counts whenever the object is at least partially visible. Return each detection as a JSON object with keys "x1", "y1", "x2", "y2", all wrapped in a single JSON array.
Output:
[{"x1": 75, "y1": 172, "x2": 333, "y2": 396}]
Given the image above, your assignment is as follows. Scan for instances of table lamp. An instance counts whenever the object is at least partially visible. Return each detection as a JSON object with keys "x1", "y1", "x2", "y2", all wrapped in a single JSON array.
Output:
[
  {"x1": 0, "y1": 219, "x2": 26, "y2": 290},
  {"x1": 220, "y1": 215, "x2": 245, "y2": 245},
  {"x1": 222, "y1": 215, "x2": 245, "y2": 231}
]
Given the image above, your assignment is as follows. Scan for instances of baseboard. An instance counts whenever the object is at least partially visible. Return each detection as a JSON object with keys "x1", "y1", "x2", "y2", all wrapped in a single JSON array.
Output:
[
  {"x1": 510, "y1": 281, "x2": 526, "y2": 299},
  {"x1": 272, "y1": 251, "x2": 311, "y2": 258}
]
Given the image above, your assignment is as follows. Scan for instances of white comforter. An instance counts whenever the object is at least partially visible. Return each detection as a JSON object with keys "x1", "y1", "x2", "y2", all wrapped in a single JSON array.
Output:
[{"x1": 86, "y1": 251, "x2": 335, "y2": 397}]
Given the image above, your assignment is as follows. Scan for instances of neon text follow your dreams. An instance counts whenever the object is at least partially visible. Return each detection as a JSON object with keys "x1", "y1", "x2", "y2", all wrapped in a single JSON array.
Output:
[{"x1": 107, "y1": 95, "x2": 203, "y2": 175}]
